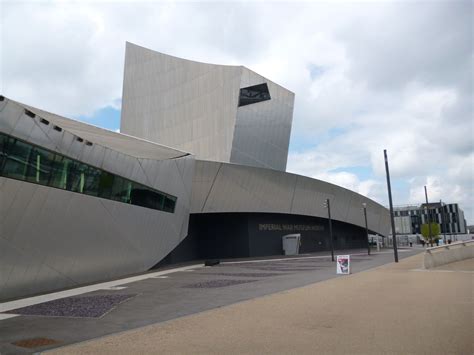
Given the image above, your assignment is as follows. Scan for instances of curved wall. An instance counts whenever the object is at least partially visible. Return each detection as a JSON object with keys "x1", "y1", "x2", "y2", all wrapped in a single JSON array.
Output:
[
  {"x1": 0, "y1": 97, "x2": 194, "y2": 301},
  {"x1": 121, "y1": 42, "x2": 295, "y2": 171},
  {"x1": 191, "y1": 160, "x2": 390, "y2": 237},
  {"x1": 157, "y1": 212, "x2": 371, "y2": 266},
  {"x1": 231, "y1": 67, "x2": 294, "y2": 171},
  {"x1": 121, "y1": 42, "x2": 242, "y2": 164}
]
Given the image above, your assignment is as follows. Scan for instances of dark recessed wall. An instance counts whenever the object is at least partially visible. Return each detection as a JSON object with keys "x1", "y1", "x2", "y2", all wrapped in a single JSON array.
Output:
[{"x1": 153, "y1": 212, "x2": 368, "y2": 268}]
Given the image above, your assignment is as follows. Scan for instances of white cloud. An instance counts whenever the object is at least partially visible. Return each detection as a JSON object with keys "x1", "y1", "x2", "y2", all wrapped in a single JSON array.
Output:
[{"x1": 314, "y1": 171, "x2": 385, "y2": 204}]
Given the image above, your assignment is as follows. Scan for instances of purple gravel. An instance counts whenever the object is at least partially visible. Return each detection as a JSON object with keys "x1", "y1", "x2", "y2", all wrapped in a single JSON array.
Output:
[
  {"x1": 184, "y1": 279, "x2": 256, "y2": 288},
  {"x1": 201, "y1": 272, "x2": 282, "y2": 278},
  {"x1": 6, "y1": 294, "x2": 136, "y2": 318},
  {"x1": 240, "y1": 266, "x2": 320, "y2": 272},
  {"x1": 277, "y1": 269, "x2": 316, "y2": 272},
  {"x1": 238, "y1": 266, "x2": 290, "y2": 271},
  {"x1": 239, "y1": 261, "x2": 324, "y2": 267}
]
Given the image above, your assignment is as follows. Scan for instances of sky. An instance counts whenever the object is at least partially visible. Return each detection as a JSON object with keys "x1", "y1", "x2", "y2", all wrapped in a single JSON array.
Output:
[{"x1": 1, "y1": 0, "x2": 473, "y2": 224}]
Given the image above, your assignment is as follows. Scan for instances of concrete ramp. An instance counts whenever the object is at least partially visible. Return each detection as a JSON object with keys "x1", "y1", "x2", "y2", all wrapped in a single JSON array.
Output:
[{"x1": 423, "y1": 240, "x2": 474, "y2": 269}]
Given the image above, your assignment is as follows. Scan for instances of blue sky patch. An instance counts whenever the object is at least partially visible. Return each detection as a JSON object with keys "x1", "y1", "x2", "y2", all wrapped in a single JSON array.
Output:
[
  {"x1": 75, "y1": 106, "x2": 121, "y2": 132},
  {"x1": 307, "y1": 63, "x2": 326, "y2": 80}
]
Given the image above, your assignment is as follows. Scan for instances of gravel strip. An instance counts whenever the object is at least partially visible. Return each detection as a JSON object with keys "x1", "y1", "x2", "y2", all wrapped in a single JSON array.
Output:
[
  {"x1": 183, "y1": 279, "x2": 256, "y2": 288},
  {"x1": 199, "y1": 272, "x2": 283, "y2": 278},
  {"x1": 6, "y1": 294, "x2": 137, "y2": 318}
]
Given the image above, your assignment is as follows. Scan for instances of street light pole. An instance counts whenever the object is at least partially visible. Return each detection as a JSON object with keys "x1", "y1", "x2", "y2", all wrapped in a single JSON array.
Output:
[
  {"x1": 362, "y1": 203, "x2": 370, "y2": 255},
  {"x1": 424, "y1": 186, "x2": 432, "y2": 246},
  {"x1": 324, "y1": 198, "x2": 335, "y2": 262},
  {"x1": 383, "y1": 149, "x2": 399, "y2": 263},
  {"x1": 440, "y1": 199, "x2": 447, "y2": 243}
]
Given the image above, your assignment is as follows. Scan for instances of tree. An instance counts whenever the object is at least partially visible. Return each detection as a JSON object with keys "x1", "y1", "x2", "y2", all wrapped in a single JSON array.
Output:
[{"x1": 421, "y1": 223, "x2": 441, "y2": 246}]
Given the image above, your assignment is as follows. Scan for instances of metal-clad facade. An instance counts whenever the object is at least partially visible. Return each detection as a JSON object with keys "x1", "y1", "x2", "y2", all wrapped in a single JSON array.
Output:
[
  {"x1": 191, "y1": 160, "x2": 390, "y2": 236},
  {"x1": 121, "y1": 42, "x2": 242, "y2": 164},
  {"x1": 121, "y1": 43, "x2": 294, "y2": 171},
  {"x1": 0, "y1": 98, "x2": 194, "y2": 301}
]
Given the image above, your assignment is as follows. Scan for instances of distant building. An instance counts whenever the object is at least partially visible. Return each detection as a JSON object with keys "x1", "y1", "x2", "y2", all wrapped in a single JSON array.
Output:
[{"x1": 393, "y1": 203, "x2": 467, "y2": 235}]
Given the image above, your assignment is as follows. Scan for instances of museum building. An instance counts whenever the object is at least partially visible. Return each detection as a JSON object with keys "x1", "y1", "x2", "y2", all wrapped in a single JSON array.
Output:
[{"x1": 0, "y1": 43, "x2": 390, "y2": 300}]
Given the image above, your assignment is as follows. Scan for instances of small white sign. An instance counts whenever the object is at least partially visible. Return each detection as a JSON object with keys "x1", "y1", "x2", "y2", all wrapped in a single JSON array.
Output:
[{"x1": 336, "y1": 255, "x2": 351, "y2": 274}]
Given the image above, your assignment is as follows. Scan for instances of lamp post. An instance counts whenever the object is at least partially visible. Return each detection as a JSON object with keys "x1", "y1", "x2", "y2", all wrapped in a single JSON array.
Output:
[
  {"x1": 383, "y1": 149, "x2": 398, "y2": 262},
  {"x1": 424, "y1": 186, "x2": 432, "y2": 246},
  {"x1": 440, "y1": 199, "x2": 447, "y2": 243},
  {"x1": 362, "y1": 203, "x2": 370, "y2": 255},
  {"x1": 324, "y1": 198, "x2": 335, "y2": 262}
]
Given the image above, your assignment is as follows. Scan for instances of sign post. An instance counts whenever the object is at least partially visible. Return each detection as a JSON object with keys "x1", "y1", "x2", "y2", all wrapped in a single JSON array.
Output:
[{"x1": 336, "y1": 255, "x2": 351, "y2": 274}]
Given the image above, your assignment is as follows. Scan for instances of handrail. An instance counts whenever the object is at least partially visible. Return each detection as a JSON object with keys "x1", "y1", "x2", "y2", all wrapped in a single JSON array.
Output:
[{"x1": 426, "y1": 240, "x2": 474, "y2": 253}]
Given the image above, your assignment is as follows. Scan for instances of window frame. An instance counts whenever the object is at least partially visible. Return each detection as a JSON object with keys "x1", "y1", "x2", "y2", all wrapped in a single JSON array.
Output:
[{"x1": 0, "y1": 132, "x2": 177, "y2": 213}]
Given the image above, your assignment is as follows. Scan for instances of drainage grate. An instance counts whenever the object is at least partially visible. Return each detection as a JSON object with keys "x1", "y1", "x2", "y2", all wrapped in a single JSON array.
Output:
[
  {"x1": 6, "y1": 294, "x2": 137, "y2": 318},
  {"x1": 184, "y1": 279, "x2": 256, "y2": 288},
  {"x1": 12, "y1": 337, "x2": 60, "y2": 349}
]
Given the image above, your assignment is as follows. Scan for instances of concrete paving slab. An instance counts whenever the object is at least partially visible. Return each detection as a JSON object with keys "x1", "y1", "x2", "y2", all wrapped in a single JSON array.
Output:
[
  {"x1": 48, "y1": 253, "x2": 472, "y2": 355},
  {"x1": 0, "y1": 248, "x2": 420, "y2": 354},
  {"x1": 433, "y1": 258, "x2": 474, "y2": 271}
]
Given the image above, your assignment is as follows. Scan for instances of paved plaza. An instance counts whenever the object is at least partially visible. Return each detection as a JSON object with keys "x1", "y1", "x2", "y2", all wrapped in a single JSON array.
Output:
[{"x1": 2, "y1": 248, "x2": 472, "y2": 354}]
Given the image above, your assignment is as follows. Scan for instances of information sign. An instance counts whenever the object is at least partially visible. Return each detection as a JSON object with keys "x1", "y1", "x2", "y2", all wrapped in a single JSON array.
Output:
[{"x1": 336, "y1": 255, "x2": 351, "y2": 274}]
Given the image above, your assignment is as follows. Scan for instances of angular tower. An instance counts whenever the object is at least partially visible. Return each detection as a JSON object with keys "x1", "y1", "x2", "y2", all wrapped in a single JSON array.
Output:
[{"x1": 121, "y1": 42, "x2": 295, "y2": 171}]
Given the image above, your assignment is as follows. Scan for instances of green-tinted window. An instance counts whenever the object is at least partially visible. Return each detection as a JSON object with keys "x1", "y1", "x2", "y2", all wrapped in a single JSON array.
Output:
[
  {"x1": 0, "y1": 132, "x2": 177, "y2": 213},
  {"x1": 110, "y1": 175, "x2": 124, "y2": 202},
  {"x1": 0, "y1": 133, "x2": 8, "y2": 168},
  {"x1": 98, "y1": 171, "x2": 114, "y2": 199},
  {"x1": 163, "y1": 195, "x2": 177, "y2": 213},
  {"x1": 30, "y1": 146, "x2": 56, "y2": 185},
  {"x1": 49, "y1": 154, "x2": 68, "y2": 189},
  {"x1": 67, "y1": 161, "x2": 87, "y2": 193},
  {"x1": 82, "y1": 166, "x2": 101, "y2": 197},
  {"x1": 130, "y1": 183, "x2": 165, "y2": 211},
  {"x1": 2, "y1": 138, "x2": 32, "y2": 181}
]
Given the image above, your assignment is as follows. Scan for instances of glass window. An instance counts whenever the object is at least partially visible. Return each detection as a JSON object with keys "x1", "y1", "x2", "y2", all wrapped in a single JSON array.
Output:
[
  {"x1": 110, "y1": 175, "x2": 124, "y2": 202},
  {"x1": 49, "y1": 155, "x2": 69, "y2": 189},
  {"x1": 130, "y1": 184, "x2": 165, "y2": 211},
  {"x1": 2, "y1": 137, "x2": 32, "y2": 180},
  {"x1": 0, "y1": 133, "x2": 7, "y2": 167},
  {"x1": 67, "y1": 161, "x2": 87, "y2": 193},
  {"x1": 122, "y1": 180, "x2": 132, "y2": 204},
  {"x1": 163, "y1": 195, "x2": 176, "y2": 213},
  {"x1": 82, "y1": 165, "x2": 101, "y2": 197},
  {"x1": 31, "y1": 146, "x2": 56, "y2": 186},
  {"x1": 238, "y1": 83, "x2": 271, "y2": 107},
  {"x1": 0, "y1": 132, "x2": 177, "y2": 213},
  {"x1": 98, "y1": 171, "x2": 114, "y2": 199}
]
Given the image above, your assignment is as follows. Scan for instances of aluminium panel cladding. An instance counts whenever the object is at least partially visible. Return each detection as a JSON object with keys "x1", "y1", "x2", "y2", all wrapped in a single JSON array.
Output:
[
  {"x1": 121, "y1": 42, "x2": 242, "y2": 163},
  {"x1": 191, "y1": 160, "x2": 391, "y2": 237},
  {"x1": 23, "y1": 103, "x2": 186, "y2": 160},
  {"x1": 120, "y1": 42, "x2": 295, "y2": 172},
  {"x1": 0, "y1": 97, "x2": 194, "y2": 301},
  {"x1": 230, "y1": 67, "x2": 294, "y2": 171}
]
